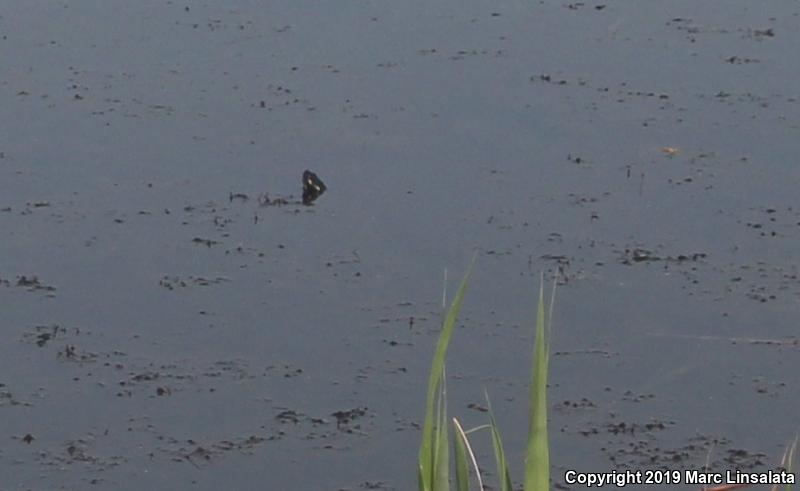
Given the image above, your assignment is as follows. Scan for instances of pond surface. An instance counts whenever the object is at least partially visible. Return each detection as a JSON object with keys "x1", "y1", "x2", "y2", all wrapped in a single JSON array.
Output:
[{"x1": 2, "y1": 1, "x2": 799, "y2": 489}]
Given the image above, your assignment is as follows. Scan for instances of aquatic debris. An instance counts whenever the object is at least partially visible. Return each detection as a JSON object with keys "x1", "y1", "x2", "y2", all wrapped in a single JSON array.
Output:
[
  {"x1": 22, "y1": 324, "x2": 67, "y2": 347},
  {"x1": 16, "y1": 275, "x2": 56, "y2": 292},
  {"x1": 58, "y1": 344, "x2": 97, "y2": 363},
  {"x1": 191, "y1": 237, "x2": 218, "y2": 247},
  {"x1": 159, "y1": 275, "x2": 230, "y2": 289},
  {"x1": 228, "y1": 192, "x2": 249, "y2": 202},
  {"x1": 275, "y1": 409, "x2": 302, "y2": 424},
  {"x1": 619, "y1": 248, "x2": 707, "y2": 265},
  {"x1": 331, "y1": 406, "x2": 368, "y2": 429},
  {"x1": 258, "y1": 194, "x2": 289, "y2": 206}
]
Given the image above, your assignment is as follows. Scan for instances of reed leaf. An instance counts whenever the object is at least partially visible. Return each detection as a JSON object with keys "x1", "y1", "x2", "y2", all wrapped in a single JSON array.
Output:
[
  {"x1": 453, "y1": 417, "x2": 484, "y2": 491},
  {"x1": 434, "y1": 370, "x2": 449, "y2": 490},
  {"x1": 525, "y1": 278, "x2": 553, "y2": 491},
  {"x1": 418, "y1": 257, "x2": 476, "y2": 491},
  {"x1": 777, "y1": 435, "x2": 797, "y2": 491},
  {"x1": 485, "y1": 390, "x2": 513, "y2": 491}
]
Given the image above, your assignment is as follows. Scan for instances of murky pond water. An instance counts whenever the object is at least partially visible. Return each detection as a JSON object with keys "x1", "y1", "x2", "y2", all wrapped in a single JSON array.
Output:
[{"x1": 2, "y1": 2, "x2": 800, "y2": 489}]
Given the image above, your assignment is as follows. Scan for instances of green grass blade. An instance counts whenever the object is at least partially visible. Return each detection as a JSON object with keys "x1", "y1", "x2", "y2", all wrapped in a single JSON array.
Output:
[
  {"x1": 781, "y1": 434, "x2": 797, "y2": 491},
  {"x1": 434, "y1": 369, "x2": 449, "y2": 490},
  {"x1": 485, "y1": 390, "x2": 513, "y2": 491},
  {"x1": 418, "y1": 257, "x2": 476, "y2": 491},
  {"x1": 453, "y1": 418, "x2": 470, "y2": 491},
  {"x1": 525, "y1": 277, "x2": 551, "y2": 491},
  {"x1": 453, "y1": 417, "x2": 484, "y2": 491}
]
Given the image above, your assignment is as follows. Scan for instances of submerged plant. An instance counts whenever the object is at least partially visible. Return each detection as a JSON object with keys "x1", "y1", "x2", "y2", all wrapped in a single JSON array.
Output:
[{"x1": 417, "y1": 260, "x2": 555, "y2": 491}]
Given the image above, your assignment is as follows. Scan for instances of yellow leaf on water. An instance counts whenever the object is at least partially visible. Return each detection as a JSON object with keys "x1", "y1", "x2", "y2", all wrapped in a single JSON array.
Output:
[{"x1": 660, "y1": 146, "x2": 679, "y2": 156}]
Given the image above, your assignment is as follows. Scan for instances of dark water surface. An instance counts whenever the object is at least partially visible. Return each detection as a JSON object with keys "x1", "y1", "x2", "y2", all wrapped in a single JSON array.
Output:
[{"x1": 2, "y1": 2, "x2": 800, "y2": 489}]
